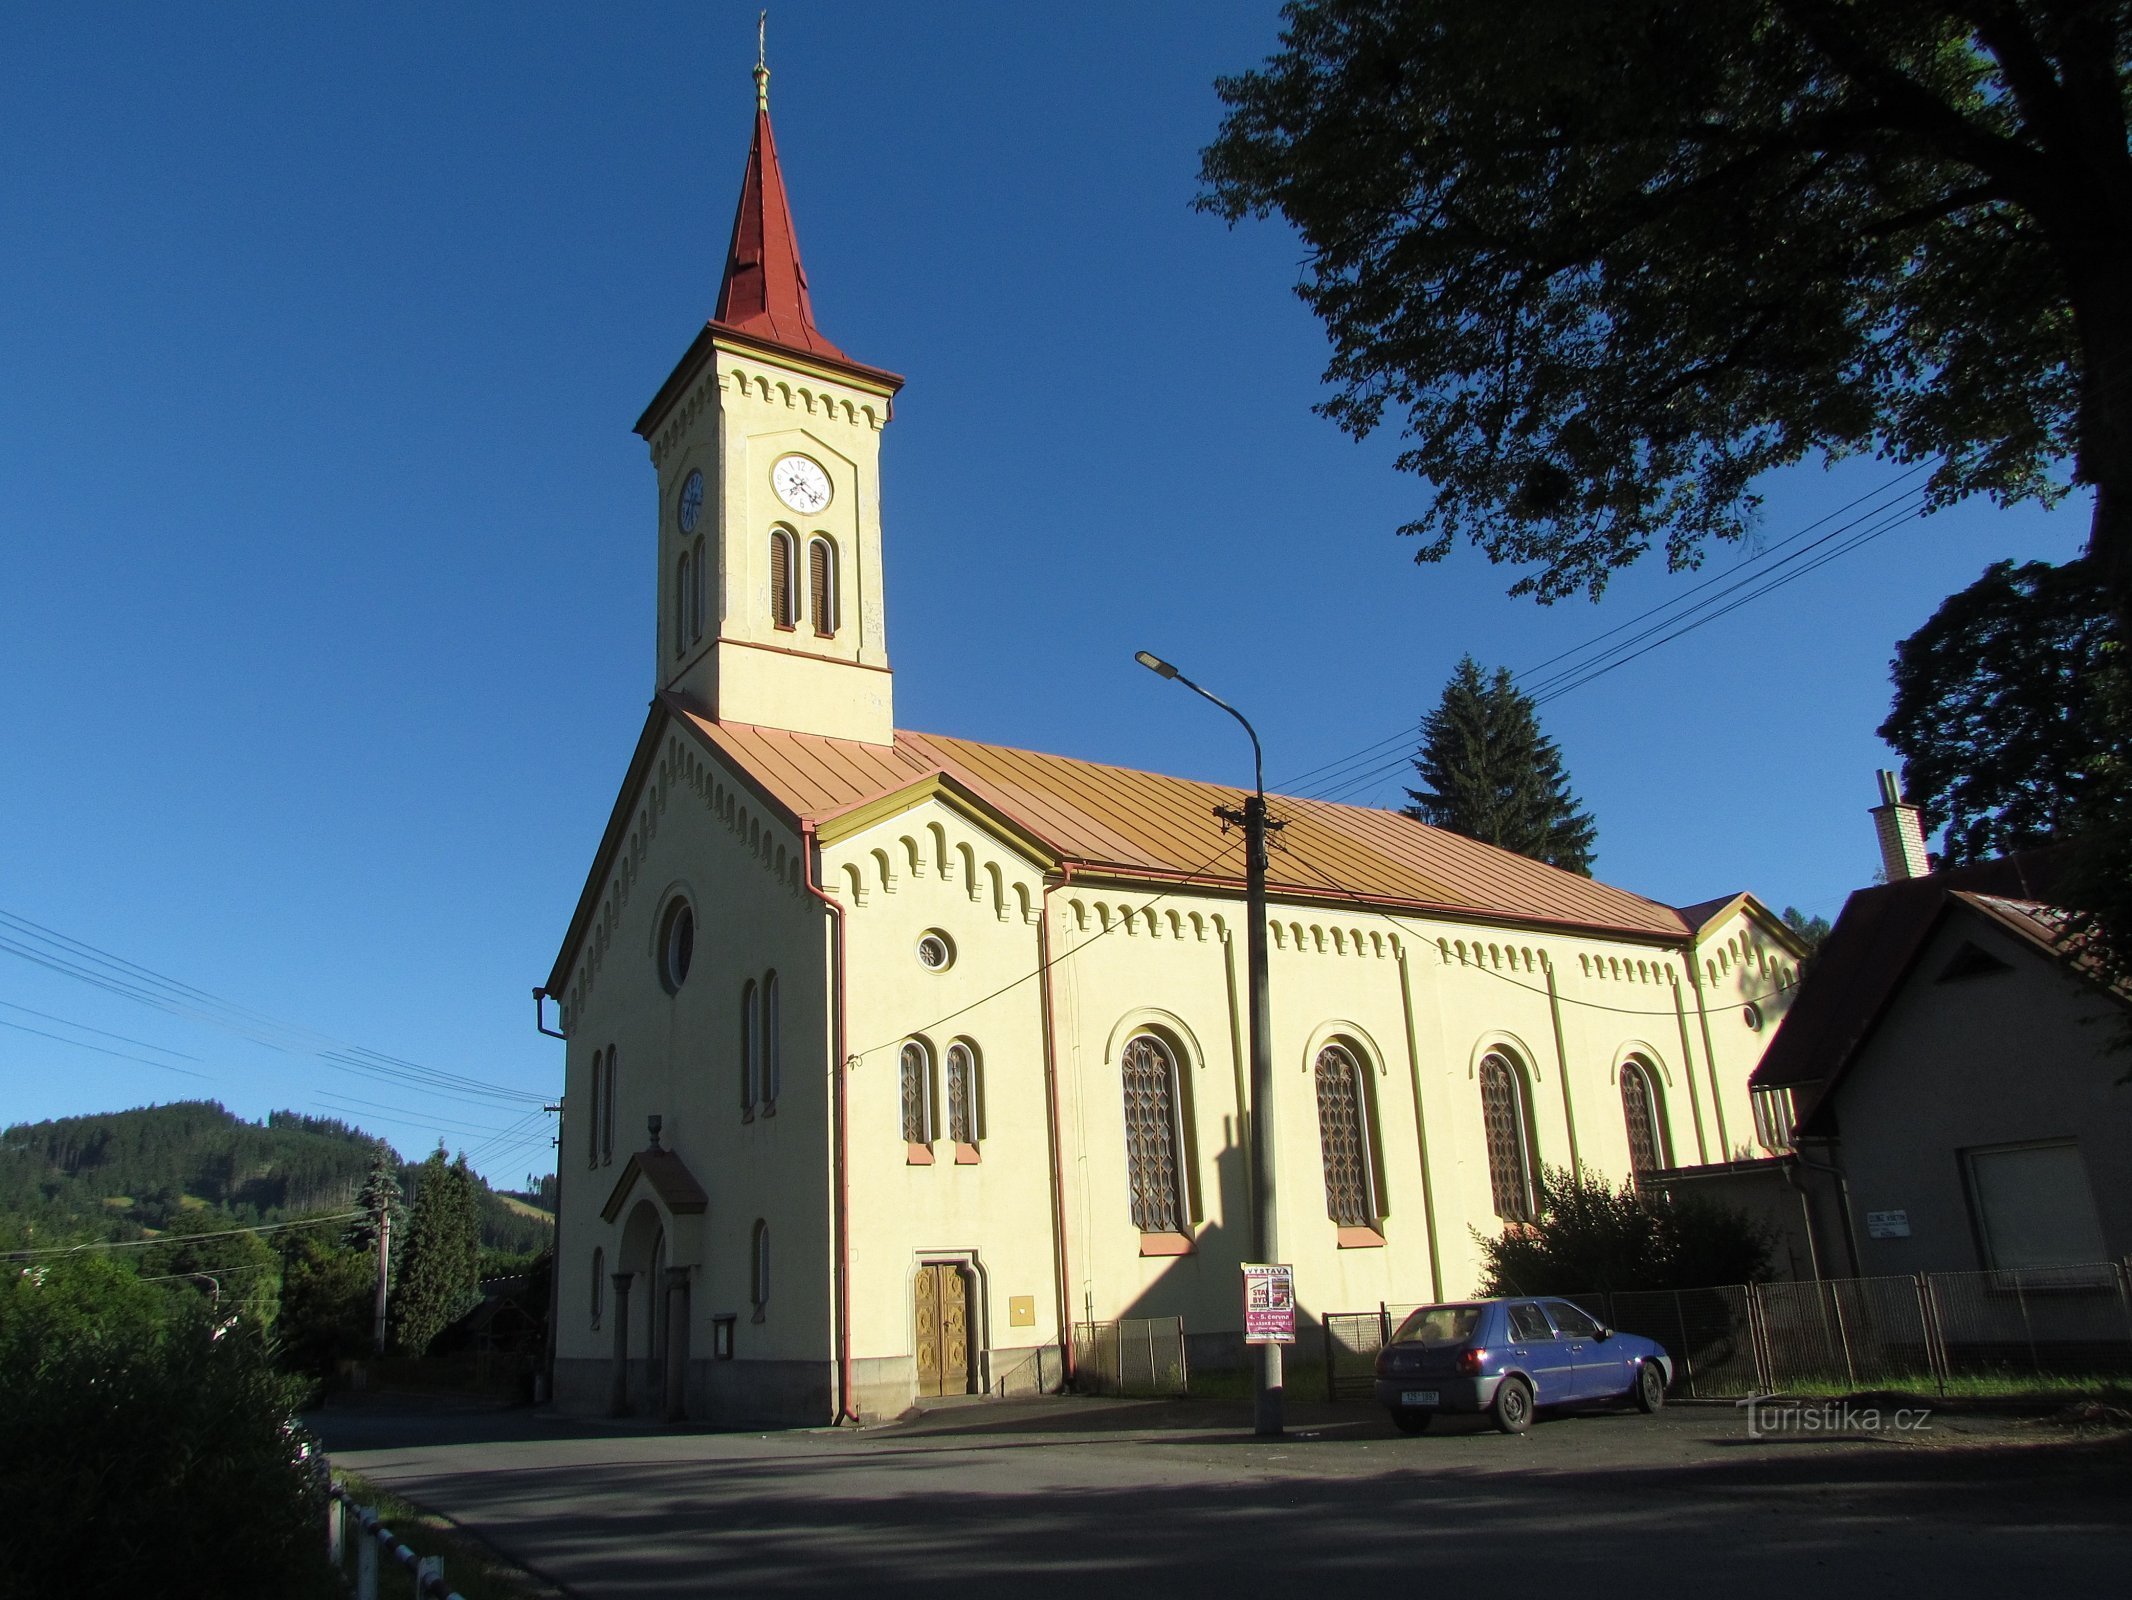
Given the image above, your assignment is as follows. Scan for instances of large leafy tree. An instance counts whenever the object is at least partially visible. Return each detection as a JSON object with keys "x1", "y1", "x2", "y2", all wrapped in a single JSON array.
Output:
[
  {"x1": 1879, "y1": 557, "x2": 2119, "y2": 860},
  {"x1": 1200, "y1": 2, "x2": 2132, "y2": 611},
  {"x1": 1407, "y1": 655, "x2": 1599, "y2": 873}
]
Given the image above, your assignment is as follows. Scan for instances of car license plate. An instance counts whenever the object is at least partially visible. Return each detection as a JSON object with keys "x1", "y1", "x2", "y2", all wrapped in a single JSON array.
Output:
[{"x1": 1401, "y1": 1390, "x2": 1439, "y2": 1406}]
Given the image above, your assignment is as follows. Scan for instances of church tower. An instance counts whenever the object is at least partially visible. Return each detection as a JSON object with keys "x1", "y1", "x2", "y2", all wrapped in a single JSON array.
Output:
[{"x1": 634, "y1": 59, "x2": 903, "y2": 745}]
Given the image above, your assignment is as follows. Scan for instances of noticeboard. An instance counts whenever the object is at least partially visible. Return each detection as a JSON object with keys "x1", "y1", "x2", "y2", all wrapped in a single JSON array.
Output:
[{"x1": 1242, "y1": 1262, "x2": 1295, "y2": 1345}]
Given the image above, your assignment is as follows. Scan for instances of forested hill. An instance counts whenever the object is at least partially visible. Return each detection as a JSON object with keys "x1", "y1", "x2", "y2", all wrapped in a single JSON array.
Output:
[{"x1": 0, "y1": 1100, "x2": 551, "y2": 1253}]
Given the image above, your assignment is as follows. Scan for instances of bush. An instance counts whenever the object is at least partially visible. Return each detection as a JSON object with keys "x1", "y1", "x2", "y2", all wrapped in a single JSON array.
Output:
[
  {"x1": 1477, "y1": 1166, "x2": 1773, "y2": 1297},
  {"x1": 0, "y1": 1255, "x2": 336, "y2": 1599}
]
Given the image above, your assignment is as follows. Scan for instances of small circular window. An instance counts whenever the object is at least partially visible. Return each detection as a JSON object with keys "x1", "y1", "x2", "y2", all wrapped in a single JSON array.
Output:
[
  {"x1": 660, "y1": 899, "x2": 695, "y2": 992},
  {"x1": 916, "y1": 931, "x2": 953, "y2": 972},
  {"x1": 1741, "y1": 1002, "x2": 1763, "y2": 1032}
]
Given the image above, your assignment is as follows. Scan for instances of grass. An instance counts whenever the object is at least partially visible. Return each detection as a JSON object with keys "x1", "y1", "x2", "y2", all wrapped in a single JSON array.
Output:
[{"x1": 333, "y1": 1469, "x2": 559, "y2": 1600}]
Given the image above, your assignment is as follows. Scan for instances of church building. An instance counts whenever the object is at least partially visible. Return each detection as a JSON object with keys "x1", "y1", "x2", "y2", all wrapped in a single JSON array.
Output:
[{"x1": 544, "y1": 66, "x2": 1805, "y2": 1426}]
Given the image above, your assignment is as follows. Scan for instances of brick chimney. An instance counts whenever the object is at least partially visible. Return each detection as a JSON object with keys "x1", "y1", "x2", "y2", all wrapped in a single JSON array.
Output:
[{"x1": 1869, "y1": 769, "x2": 1931, "y2": 881}]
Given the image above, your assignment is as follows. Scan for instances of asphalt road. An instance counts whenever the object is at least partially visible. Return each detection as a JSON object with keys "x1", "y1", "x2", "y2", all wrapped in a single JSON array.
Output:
[{"x1": 310, "y1": 1393, "x2": 2132, "y2": 1599}]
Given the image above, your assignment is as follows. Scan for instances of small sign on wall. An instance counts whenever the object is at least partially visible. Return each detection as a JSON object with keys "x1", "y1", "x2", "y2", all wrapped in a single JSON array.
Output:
[
  {"x1": 1008, "y1": 1294, "x2": 1036, "y2": 1327},
  {"x1": 1243, "y1": 1263, "x2": 1295, "y2": 1344},
  {"x1": 1866, "y1": 1210, "x2": 1912, "y2": 1239}
]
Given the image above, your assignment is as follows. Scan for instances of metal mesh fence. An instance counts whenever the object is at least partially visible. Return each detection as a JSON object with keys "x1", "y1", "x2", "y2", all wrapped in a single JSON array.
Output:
[
  {"x1": 1326, "y1": 1259, "x2": 2132, "y2": 1401},
  {"x1": 1073, "y1": 1317, "x2": 1189, "y2": 1397}
]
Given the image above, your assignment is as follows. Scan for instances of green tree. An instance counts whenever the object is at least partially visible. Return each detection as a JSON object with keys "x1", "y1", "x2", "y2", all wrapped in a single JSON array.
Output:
[
  {"x1": 389, "y1": 1148, "x2": 480, "y2": 1357},
  {"x1": 275, "y1": 1229, "x2": 375, "y2": 1378},
  {"x1": 1199, "y1": 3, "x2": 2131, "y2": 611},
  {"x1": 1878, "y1": 558, "x2": 2120, "y2": 862},
  {"x1": 1477, "y1": 1167, "x2": 1775, "y2": 1295},
  {"x1": 1406, "y1": 655, "x2": 1598, "y2": 873},
  {"x1": 1780, "y1": 906, "x2": 1834, "y2": 957},
  {"x1": 0, "y1": 1256, "x2": 336, "y2": 1598}
]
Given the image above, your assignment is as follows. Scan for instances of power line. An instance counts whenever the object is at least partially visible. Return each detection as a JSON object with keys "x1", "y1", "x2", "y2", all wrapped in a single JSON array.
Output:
[
  {"x1": 0, "y1": 1015, "x2": 211, "y2": 1077},
  {"x1": 2, "y1": 1211, "x2": 364, "y2": 1261},
  {"x1": 0, "y1": 998, "x2": 203, "y2": 1062}
]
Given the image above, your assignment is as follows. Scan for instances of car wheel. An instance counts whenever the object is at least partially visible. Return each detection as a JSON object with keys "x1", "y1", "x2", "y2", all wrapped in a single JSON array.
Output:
[
  {"x1": 1390, "y1": 1407, "x2": 1434, "y2": 1435},
  {"x1": 1490, "y1": 1376, "x2": 1534, "y2": 1435},
  {"x1": 1633, "y1": 1360, "x2": 1666, "y2": 1414}
]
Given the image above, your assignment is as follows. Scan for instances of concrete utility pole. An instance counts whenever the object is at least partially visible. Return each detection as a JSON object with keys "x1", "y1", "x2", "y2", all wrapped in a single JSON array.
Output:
[
  {"x1": 372, "y1": 1201, "x2": 391, "y2": 1355},
  {"x1": 1135, "y1": 651, "x2": 1284, "y2": 1437}
]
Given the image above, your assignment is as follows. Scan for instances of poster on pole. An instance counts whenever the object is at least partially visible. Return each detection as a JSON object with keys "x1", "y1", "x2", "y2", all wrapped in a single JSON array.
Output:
[{"x1": 1242, "y1": 1263, "x2": 1295, "y2": 1345}]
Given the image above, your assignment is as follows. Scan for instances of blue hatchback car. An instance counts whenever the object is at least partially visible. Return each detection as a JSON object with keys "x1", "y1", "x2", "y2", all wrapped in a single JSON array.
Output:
[{"x1": 1372, "y1": 1297, "x2": 1672, "y2": 1434}]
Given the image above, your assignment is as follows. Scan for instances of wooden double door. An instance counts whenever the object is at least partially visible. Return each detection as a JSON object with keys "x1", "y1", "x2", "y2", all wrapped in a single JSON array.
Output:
[{"x1": 913, "y1": 1262, "x2": 973, "y2": 1397}]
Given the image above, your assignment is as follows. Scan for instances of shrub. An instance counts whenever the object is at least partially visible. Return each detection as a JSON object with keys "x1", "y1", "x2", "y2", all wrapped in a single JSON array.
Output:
[
  {"x1": 0, "y1": 1255, "x2": 335, "y2": 1599},
  {"x1": 1477, "y1": 1166, "x2": 1773, "y2": 1297}
]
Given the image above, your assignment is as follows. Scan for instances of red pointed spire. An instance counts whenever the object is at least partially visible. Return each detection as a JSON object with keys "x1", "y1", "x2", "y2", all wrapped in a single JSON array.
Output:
[{"x1": 712, "y1": 65, "x2": 850, "y2": 363}]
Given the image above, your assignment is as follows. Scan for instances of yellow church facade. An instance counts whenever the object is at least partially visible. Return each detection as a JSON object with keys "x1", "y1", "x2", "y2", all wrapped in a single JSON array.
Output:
[{"x1": 544, "y1": 72, "x2": 1803, "y2": 1426}]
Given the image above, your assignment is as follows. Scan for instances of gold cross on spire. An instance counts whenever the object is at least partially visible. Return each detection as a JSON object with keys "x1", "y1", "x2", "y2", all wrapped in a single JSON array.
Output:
[{"x1": 754, "y1": 11, "x2": 770, "y2": 112}]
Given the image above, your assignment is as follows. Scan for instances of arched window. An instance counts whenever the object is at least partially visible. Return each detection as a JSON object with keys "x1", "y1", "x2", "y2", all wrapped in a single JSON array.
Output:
[
  {"x1": 1620, "y1": 1058, "x2": 1666, "y2": 1174},
  {"x1": 750, "y1": 1219, "x2": 770, "y2": 1320},
  {"x1": 1120, "y1": 1033, "x2": 1187, "y2": 1234},
  {"x1": 690, "y1": 534, "x2": 705, "y2": 642},
  {"x1": 900, "y1": 1039, "x2": 934, "y2": 1145},
  {"x1": 763, "y1": 971, "x2": 781, "y2": 1107},
  {"x1": 1478, "y1": 1051, "x2": 1535, "y2": 1222},
  {"x1": 601, "y1": 1045, "x2": 617, "y2": 1166},
  {"x1": 946, "y1": 1040, "x2": 980, "y2": 1147},
  {"x1": 1314, "y1": 1041, "x2": 1379, "y2": 1227},
  {"x1": 586, "y1": 1047, "x2": 604, "y2": 1169},
  {"x1": 808, "y1": 537, "x2": 837, "y2": 638},
  {"x1": 659, "y1": 897, "x2": 694, "y2": 993},
  {"x1": 674, "y1": 550, "x2": 691, "y2": 655},
  {"x1": 741, "y1": 980, "x2": 760, "y2": 1117},
  {"x1": 769, "y1": 530, "x2": 797, "y2": 629},
  {"x1": 591, "y1": 1246, "x2": 605, "y2": 1328}
]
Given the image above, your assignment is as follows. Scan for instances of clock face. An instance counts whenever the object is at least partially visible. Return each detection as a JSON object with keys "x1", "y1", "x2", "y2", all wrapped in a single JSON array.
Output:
[
  {"x1": 678, "y1": 470, "x2": 704, "y2": 534},
  {"x1": 771, "y1": 454, "x2": 832, "y2": 515}
]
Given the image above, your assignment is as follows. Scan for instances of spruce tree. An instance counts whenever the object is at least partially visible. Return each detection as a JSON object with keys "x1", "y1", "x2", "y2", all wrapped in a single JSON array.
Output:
[
  {"x1": 344, "y1": 1142, "x2": 404, "y2": 1257},
  {"x1": 1405, "y1": 656, "x2": 1598, "y2": 875},
  {"x1": 387, "y1": 1147, "x2": 479, "y2": 1357}
]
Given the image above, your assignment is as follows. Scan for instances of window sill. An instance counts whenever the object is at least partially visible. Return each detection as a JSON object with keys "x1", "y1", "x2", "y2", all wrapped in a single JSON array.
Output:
[
  {"x1": 906, "y1": 1141, "x2": 935, "y2": 1165},
  {"x1": 954, "y1": 1142, "x2": 981, "y2": 1165},
  {"x1": 1336, "y1": 1225, "x2": 1386, "y2": 1249},
  {"x1": 1138, "y1": 1231, "x2": 1195, "y2": 1257},
  {"x1": 773, "y1": 623, "x2": 797, "y2": 634}
]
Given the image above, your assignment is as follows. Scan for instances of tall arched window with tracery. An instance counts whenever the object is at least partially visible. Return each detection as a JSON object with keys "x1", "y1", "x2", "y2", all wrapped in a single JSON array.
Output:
[
  {"x1": 946, "y1": 1040, "x2": 979, "y2": 1147},
  {"x1": 1620, "y1": 1058, "x2": 1666, "y2": 1174},
  {"x1": 586, "y1": 1047, "x2": 604, "y2": 1169},
  {"x1": 808, "y1": 536, "x2": 837, "y2": 638},
  {"x1": 763, "y1": 971, "x2": 781, "y2": 1107},
  {"x1": 769, "y1": 530, "x2": 797, "y2": 629},
  {"x1": 1121, "y1": 1033, "x2": 1187, "y2": 1234},
  {"x1": 1314, "y1": 1041, "x2": 1379, "y2": 1227},
  {"x1": 674, "y1": 550, "x2": 692, "y2": 655},
  {"x1": 1478, "y1": 1051, "x2": 1535, "y2": 1222},
  {"x1": 690, "y1": 534, "x2": 706, "y2": 642},
  {"x1": 900, "y1": 1039, "x2": 934, "y2": 1145},
  {"x1": 601, "y1": 1045, "x2": 617, "y2": 1165}
]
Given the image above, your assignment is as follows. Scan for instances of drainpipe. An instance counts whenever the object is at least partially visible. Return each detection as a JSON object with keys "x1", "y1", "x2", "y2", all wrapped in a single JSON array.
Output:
[
  {"x1": 1038, "y1": 865, "x2": 1079, "y2": 1389},
  {"x1": 799, "y1": 821, "x2": 856, "y2": 1425},
  {"x1": 1779, "y1": 1158, "x2": 1829, "y2": 1283},
  {"x1": 1790, "y1": 1137, "x2": 1864, "y2": 1280}
]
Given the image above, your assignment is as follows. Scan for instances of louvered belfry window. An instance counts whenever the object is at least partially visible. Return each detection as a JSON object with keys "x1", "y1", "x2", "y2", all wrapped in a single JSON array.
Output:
[
  {"x1": 1315, "y1": 1043, "x2": 1375, "y2": 1226},
  {"x1": 1479, "y1": 1052, "x2": 1534, "y2": 1222},
  {"x1": 900, "y1": 1041, "x2": 932, "y2": 1144},
  {"x1": 808, "y1": 538, "x2": 835, "y2": 637},
  {"x1": 1121, "y1": 1034, "x2": 1185, "y2": 1233},
  {"x1": 1621, "y1": 1059, "x2": 1662, "y2": 1173},
  {"x1": 946, "y1": 1041, "x2": 977, "y2": 1145},
  {"x1": 770, "y1": 531, "x2": 796, "y2": 628}
]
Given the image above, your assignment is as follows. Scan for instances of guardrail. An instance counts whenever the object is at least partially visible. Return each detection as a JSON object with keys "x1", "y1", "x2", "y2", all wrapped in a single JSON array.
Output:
[{"x1": 320, "y1": 1459, "x2": 467, "y2": 1600}]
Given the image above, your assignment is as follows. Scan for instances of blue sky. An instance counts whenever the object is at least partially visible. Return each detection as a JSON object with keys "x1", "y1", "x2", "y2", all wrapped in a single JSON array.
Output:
[{"x1": 0, "y1": 3, "x2": 2085, "y2": 1183}]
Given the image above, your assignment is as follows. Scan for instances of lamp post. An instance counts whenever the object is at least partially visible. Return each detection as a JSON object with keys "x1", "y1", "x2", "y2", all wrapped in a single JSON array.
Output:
[{"x1": 1134, "y1": 650, "x2": 1283, "y2": 1438}]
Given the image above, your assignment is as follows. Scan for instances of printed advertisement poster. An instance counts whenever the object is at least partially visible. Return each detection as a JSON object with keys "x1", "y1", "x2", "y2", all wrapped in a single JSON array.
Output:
[{"x1": 1242, "y1": 1262, "x2": 1295, "y2": 1345}]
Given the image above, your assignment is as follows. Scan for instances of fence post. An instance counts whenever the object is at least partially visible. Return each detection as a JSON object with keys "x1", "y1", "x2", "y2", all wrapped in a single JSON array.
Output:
[
  {"x1": 1671, "y1": 1290, "x2": 1697, "y2": 1398},
  {"x1": 1379, "y1": 1301, "x2": 1391, "y2": 1346},
  {"x1": 1148, "y1": 1319, "x2": 1159, "y2": 1396},
  {"x1": 415, "y1": 1554, "x2": 444, "y2": 1597},
  {"x1": 1914, "y1": 1274, "x2": 1947, "y2": 1398},
  {"x1": 328, "y1": 1492, "x2": 343, "y2": 1567},
  {"x1": 1746, "y1": 1284, "x2": 1774, "y2": 1394},
  {"x1": 1826, "y1": 1280, "x2": 1858, "y2": 1390},
  {"x1": 1176, "y1": 1316, "x2": 1189, "y2": 1394},
  {"x1": 356, "y1": 1513, "x2": 378, "y2": 1600},
  {"x1": 2013, "y1": 1270, "x2": 2041, "y2": 1375},
  {"x1": 1323, "y1": 1318, "x2": 1338, "y2": 1403}
]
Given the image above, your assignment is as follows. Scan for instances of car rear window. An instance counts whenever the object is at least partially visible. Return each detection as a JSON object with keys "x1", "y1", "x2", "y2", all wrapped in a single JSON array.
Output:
[
  {"x1": 1390, "y1": 1304, "x2": 1483, "y2": 1346},
  {"x1": 1547, "y1": 1301, "x2": 1602, "y2": 1338},
  {"x1": 1507, "y1": 1302, "x2": 1556, "y2": 1341}
]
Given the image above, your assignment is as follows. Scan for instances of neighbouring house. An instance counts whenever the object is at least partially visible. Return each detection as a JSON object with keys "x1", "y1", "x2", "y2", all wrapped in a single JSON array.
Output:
[
  {"x1": 539, "y1": 65, "x2": 1803, "y2": 1428},
  {"x1": 1747, "y1": 830, "x2": 2130, "y2": 1286}
]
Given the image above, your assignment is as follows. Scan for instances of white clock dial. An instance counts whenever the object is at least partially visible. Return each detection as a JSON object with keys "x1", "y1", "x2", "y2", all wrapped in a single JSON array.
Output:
[{"x1": 771, "y1": 454, "x2": 832, "y2": 515}]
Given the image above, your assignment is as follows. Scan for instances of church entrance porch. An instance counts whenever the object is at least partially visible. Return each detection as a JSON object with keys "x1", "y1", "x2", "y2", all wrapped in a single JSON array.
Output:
[{"x1": 913, "y1": 1261, "x2": 974, "y2": 1398}]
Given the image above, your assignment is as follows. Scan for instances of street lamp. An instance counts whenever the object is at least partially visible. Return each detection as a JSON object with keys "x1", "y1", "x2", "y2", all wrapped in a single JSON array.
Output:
[{"x1": 1134, "y1": 649, "x2": 1282, "y2": 1437}]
